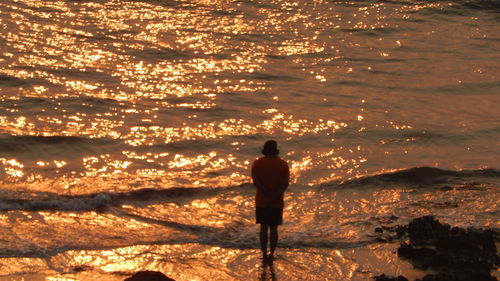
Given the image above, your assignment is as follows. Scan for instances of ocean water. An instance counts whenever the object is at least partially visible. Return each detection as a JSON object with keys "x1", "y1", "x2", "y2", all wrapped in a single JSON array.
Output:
[{"x1": 0, "y1": 0, "x2": 499, "y2": 280}]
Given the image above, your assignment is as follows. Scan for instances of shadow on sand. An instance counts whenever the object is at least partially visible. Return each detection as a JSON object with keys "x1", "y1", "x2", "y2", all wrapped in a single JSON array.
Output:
[{"x1": 259, "y1": 261, "x2": 277, "y2": 281}]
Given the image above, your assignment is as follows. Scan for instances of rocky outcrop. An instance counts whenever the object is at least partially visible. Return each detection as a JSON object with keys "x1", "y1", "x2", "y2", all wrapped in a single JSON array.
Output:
[
  {"x1": 415, "y1": 272, "x2": 496, "y2": 281},
  {"x1": 373, "y1": 274, "x2": 409, "y2": 281},
  {"x1": 376, "y1": 215, "x2": 499, "y2": 281},
  {"x1": 124, "y1": 271, "x2": 175, "y2": 281},
  {"x1": 398, "y1": 216, "x2": 498, "y2": 278}
]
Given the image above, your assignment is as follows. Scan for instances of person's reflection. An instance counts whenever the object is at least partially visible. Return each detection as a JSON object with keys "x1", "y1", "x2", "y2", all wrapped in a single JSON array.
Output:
[{"x1": 259, "y1": 262, "x2": 277, "y2": 281}]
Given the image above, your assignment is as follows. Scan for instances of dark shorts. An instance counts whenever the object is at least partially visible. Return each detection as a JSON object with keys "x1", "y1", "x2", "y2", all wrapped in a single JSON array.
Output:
[{"x1": 256, "y1": 207, "x2": 283, "y2": 225}]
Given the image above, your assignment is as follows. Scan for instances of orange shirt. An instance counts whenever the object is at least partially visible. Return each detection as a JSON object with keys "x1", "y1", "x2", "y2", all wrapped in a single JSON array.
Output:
[{"x1": 251, "y1": 156, "x2": 290, "y2": 208}]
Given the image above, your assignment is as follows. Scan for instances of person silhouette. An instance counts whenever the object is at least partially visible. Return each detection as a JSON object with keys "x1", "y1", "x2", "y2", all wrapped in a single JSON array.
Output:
[{"x1": 251, "y1": 140, "x2": 290, "y2": 264}]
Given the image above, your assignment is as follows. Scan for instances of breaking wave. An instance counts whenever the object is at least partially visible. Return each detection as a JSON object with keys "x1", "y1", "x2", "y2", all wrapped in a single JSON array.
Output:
[{"x1": 1, "y1": 167, "x2": 498, "y2": 212}]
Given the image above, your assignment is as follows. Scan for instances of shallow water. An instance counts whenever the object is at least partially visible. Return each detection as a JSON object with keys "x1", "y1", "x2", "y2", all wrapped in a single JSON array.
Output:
[
  {"x1": 0, "y1": 170, "x2": 499, "y2": 280},
  {"x1": 0, "y1": 0, "x2": 499, "y2": 279}
]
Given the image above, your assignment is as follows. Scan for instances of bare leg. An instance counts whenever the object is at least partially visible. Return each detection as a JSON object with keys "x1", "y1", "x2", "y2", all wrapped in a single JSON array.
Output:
[
  {"x1": 269, "y1": 224, "x2": 278, "y2": 262},
  {"x1": 259, "y1": 224, "x2": 269, "y2": 261}
]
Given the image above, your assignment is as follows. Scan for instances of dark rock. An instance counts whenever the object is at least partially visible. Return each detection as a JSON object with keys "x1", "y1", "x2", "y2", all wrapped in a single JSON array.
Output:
[
  {"x1": 374, "y1": 226, "x2": 397, "y2": 243},
  {"x1": 95, "y1": 204, "x2": 108, "y2": 213},
  {"x1": 395, "y1": 216, "x2": 499, "y2": 281},
  {"x1": 72, "y1": 266, "x2": 88, "y2": 272},
  {"x1": 416, "y1": 272, "x2": 498, "y2": 281},
  {"x1": 124, "y1": 271, "x2": 175, "y2": 281},
  {"x1": 407, "y1": 215, "x2": 450, "y2": 245},
  {"x1": 390, "y1": 214, "x2": 399, "y2": 220},
  {"x1": 373, "y1": 274, "x2": 409, "y2": 281},
  {"x1": 490, "y1": 228, "x2": 500, "y2": 242},
  {"x1": 377, "y1": 216, "x2": 500, "y2": 281},
  {"x1": 397, "y1": 243, "x2": 437, "y2": 269},
  {"x1": 395, "y1": 225, "x2": 408, "y2": 237},
  {"x1": 376, "y1": 235, "x2": 394, "y2": 243}
]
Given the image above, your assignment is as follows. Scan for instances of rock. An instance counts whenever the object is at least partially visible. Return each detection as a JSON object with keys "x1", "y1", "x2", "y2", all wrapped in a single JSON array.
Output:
[
  {"x1": 94, "y1": 193, "x2": 112, "y2": 205},
  {"x1": 416, "y1": 272, "x2": 497, "y2": 281},
  {"x1": 395, "y1": 216, "x2": 499, "y2": 281},
  {"x1": 94, "y1": 193, "x2": 112, "y2": 213},
  {"x1": 374, "y1": 226, "x2": 397, "y2": 242},
  {"x1": 124, "y1": 271, "x2": 175, "y2": 281},
  {"x1": 376, "y1": 237, "x2": 388, "y2": 242},
  {"x1": 407, "y1": 215, "x2": 450, "y2": 245},
  {"x1": 395, "y1": 225, "x2": 408, "y2": 237},
  {"x1": 373, "y1": 274, "x2": 409, "y2": 281},
  {"x1": 72, "y1": 265, "x2": 88, "y2": 272},
  {"x1": 440, "y1": 186, "x2": 452, "y2": 191},
  {"x1": 397, "y1": 243, "x2": 437, "y2": 269}
]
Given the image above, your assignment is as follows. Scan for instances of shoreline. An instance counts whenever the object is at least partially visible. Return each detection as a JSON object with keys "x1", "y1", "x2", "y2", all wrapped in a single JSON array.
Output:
[{"x1": 2, "y1": 216, "x2": 498, "y2": 280}]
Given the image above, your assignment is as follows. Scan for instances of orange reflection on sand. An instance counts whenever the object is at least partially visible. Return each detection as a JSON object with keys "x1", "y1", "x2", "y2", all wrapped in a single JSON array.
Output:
[
  {"x1": 72, "y1": 248, "x2": 142, "y2": 273},
  {"x1": 64, "y1": 244, "x2": 244, "y2": 280}
]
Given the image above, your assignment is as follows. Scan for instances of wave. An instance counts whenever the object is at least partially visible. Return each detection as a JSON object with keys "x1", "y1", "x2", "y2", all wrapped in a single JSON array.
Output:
[
  {"x1": 0, "y1": 186, "x2": 232, "y2": 212},
  {"x1": 250, "y1": 71, "x2": 303, "y2": 82},
  {"x1": 128, "y1": 47, "x2": 194, "y2": 62},
  {"x1": 353, "y1": 126, "x2": 500, "y2": 146},
  {"x1": 0, "y1": 167, "x2": 498, "y2": 213},
  {"x1": 0, "y1": 134, "x2": 115, "y2": 155},
  {"x1": 414, "y1": 81, "x2": 500, "y2": 96},
  {"x1": 379, "y1": 0, "x2": 500, "y2": 11},
  {"x1": 0, "y1": 95, "x2": 125, "y2": 110},
  {"x1": 456, "y1": 0, "x2": 500, "y2": 10},
  {"x1": 334, "y1": 166, "x2": 500, "y2": 187},
  {"x1": 0, "y1": 135, "x2": 96, "y2": 145},
  {"x1": 0, "y1": 74, "x2": 27, "y2": 87}
]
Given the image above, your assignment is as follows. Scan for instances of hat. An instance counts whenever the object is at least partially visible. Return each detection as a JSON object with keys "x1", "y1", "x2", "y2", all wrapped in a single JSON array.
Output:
[{"x1": 261, "y1": 140, "x2": 279, "y2": 156}]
